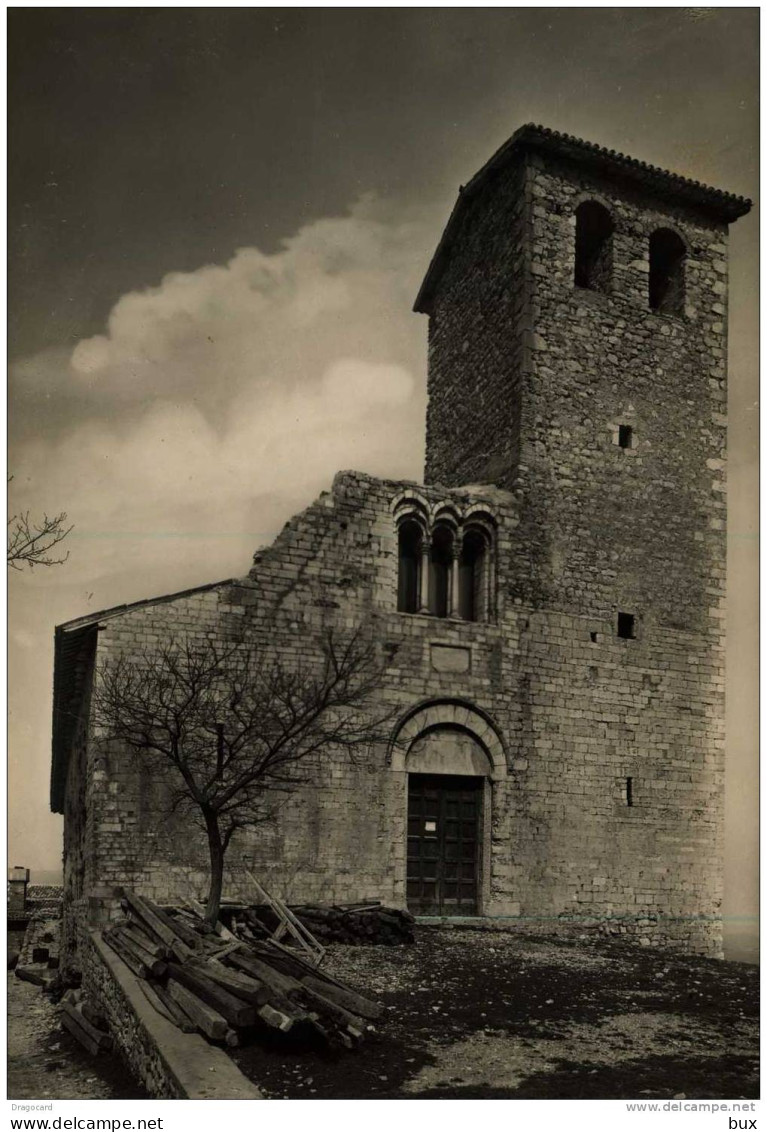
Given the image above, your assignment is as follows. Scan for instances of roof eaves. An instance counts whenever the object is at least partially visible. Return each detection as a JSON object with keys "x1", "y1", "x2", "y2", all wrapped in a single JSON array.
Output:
[
  {"x1": 414, "y1": 123, "x2": 752, "y2": 313},
  {"x1": 56, "y1": 577, "x2": 239, "y2": 634}
]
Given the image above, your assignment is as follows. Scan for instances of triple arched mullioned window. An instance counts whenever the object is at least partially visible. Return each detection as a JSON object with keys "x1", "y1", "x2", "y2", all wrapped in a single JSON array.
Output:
[
  {"x1": 573, "y1": 201, "x2": 686, "y2": 315},
  {"x1": 396, "y1": 511, "x2": 495, "y2": 622}
]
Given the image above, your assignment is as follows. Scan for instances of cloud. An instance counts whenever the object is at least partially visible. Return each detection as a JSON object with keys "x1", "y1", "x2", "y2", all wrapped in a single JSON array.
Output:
[
  {"x1": 10, "y1": 195, "x2": 433, "y2": 593},
  {"x1": 47, "y1": 196, "x2": 432, "y2": 418}
]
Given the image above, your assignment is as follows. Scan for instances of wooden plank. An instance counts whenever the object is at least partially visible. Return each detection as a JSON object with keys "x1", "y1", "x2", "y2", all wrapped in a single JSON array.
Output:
[
  {"x1": 111, "y1": 927, "x2": 168, "y2": 976},
  {"x1": 226, "y1": 950, "x2": 302, "y2": 998},
  {"x1": 121, "y1": 893, "x2": 174, "y2": 946},
  {"x1": 62, "y1": 1012, "x2": 100, "y2": 1055},
  {"x1": 173, "y1": 907, "x2": 210, "y2": 931},
  {"x1": 137, "y1": 980, "x2": 179, "y2": 1027},
  {"x1": 166, "y1": 962, "x2": 257, "y2": 1028},
  {"x1": 167, "y1": 979, "x2": 228, "y2": 1040},
  {"x1": 121, "y1": 891, "x2": 196, "y2": 961},
  {"x1": 300, "y1": 973, "x2": 383, "y2": 1022},
  {"x1": 244, "y1": 871, "x2": 325, "y2": 964},
  {"x1": 297, "y1": 984, "x2": 370, "y2": 1036},
  {"x1": 122, "y1": 922, "x2": 170, "y2": 959},
  {"x1": 206, "y1": 941, "x2": 241, "y2": 961},
  {"x1": 194, "y1": 960, "x2": 270, "y2": 1006},
  {"x1": 101, "y1": 932, "x2": 150, "y2": 980},
  {"x1": 80, "y1": 1000, "x2": 109, "y2": 1032},
  {"x1": 63, "y1": 1003, "x2": 112, "y2": 1048},
  {"x1": 254, "y1": 939, "x2": 369, "y2": 998},
  {"x1": 257, "y1": 1003, "x2": 294, "y2": 1033},
  {"x1": 150, "y1": 983, "x2": 197, "y2": 1033},
  {"x1": 15, "y1": 966, "x2": 50, "y2": 987}
]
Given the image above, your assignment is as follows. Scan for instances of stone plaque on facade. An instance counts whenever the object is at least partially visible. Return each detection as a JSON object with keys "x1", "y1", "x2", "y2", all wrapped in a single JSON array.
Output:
[{"x1": 430, "y1": 644, "x2": 471, "y2": 673}]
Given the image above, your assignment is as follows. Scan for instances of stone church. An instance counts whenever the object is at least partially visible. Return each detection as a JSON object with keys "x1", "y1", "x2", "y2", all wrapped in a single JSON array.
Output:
[{"x1": 51, "y1": 125, "x2": 751, "y2": 968}]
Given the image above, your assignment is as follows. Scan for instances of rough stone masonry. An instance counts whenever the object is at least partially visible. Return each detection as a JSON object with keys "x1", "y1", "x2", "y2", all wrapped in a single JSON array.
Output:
[{"x1": 51, "y1": 125, "x2": 751, "y2": 973}]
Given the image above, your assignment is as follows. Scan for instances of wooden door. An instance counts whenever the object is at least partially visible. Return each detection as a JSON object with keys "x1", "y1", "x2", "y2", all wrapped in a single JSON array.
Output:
[{"x1": 406, "y1": 773, "x2": 482, "y2": 915}]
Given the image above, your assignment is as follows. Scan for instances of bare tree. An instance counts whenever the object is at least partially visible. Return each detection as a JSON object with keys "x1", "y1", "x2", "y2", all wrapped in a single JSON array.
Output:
[
  {"x1": 93, "y1": 629, "x2": 397, "y2": 923},
  {"x1": 7, "y1": 494, "x2": 73, "y2": 570}
]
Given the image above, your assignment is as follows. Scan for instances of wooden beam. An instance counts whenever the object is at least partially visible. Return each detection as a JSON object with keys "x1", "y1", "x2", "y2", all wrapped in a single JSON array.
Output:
[
  {"x1": 167, "y1": 979, "x2": 228, "y2": 1041},
  {"x1": 166, "y1": 963, "x2": 257, "y2": 1028}
]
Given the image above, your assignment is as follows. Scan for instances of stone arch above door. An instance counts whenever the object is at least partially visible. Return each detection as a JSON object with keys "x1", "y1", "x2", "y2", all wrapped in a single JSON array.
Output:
[
  {"x1": 389, "y1": 699, "x2": 507, "y2": 779},
  {"x1": 406, "y1": 727, "x2": 492, "y2": 777}
]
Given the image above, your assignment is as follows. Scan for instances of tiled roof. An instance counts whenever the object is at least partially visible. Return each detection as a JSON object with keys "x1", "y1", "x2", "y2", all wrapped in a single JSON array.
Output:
[
  {"x1": 415, "y1": 123, "x2": 752, "y2": 313},
  {"x1": 27, "y1": 885, "x2": 63, "y2": 902}
]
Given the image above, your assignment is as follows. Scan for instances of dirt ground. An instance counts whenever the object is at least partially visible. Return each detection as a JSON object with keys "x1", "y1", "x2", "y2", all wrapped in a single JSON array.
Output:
[
  {"x1": 7, "y1": 973, "x2": 149, "y2": 1101},
  {"x1": 231, "y1": 927, "x2": 759, "y2": 1100},
  {"x1": 7, "y1": 928, "x2": 758, "y2": 1101}
]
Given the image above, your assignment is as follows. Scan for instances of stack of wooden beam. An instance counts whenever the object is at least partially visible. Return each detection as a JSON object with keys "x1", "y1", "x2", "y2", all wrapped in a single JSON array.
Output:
[
  {"x1": 229, "y1": 902, "x2": 415, "y2": 945},
  {"x1": 102, "y1": 891, "x2": 383, "y2": 1050}
]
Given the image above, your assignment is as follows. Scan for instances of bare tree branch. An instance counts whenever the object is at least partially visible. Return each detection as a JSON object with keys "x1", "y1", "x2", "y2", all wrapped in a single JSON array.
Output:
[
  {"x1": 92, "y1": 628, "x2": 397, "y2": 922},
  {"x1": 7, "y1": 495, "x2": 73, "y2": 571}
]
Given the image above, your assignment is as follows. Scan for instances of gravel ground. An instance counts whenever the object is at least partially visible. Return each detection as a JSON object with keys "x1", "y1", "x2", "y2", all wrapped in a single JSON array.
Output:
[
  {"x1": 7, "y1": 973, "x2": 149, "y2": 1101},
  {"x1": 231, "y1": 927, "x2": 759, "y2": 1100}
]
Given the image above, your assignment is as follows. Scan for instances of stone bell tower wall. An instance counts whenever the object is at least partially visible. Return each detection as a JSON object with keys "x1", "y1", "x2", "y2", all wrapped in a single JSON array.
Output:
[{"x1": 417, "y1": 129, "x2": 747, "y2": 955}]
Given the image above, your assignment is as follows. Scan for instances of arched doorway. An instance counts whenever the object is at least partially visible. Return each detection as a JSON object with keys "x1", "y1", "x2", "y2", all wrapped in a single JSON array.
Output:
[
  {"x1": 406, "y1": 728, "x2": 491, "y2": 915},
  {"x1": 389, "y1": 701, "x2": 507, "y2": 917}
]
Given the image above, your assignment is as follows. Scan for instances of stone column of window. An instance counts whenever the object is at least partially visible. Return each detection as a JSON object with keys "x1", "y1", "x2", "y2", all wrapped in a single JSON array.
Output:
[
  {"x1": 418, "y1": 536, "x2": 431, "y2": 614},
  {"x1": 449, "y1": 542, "x2": 462, "y2": 619},
  {"x1": 482, "y1": 539, "x2": 495, "y2": 621}
]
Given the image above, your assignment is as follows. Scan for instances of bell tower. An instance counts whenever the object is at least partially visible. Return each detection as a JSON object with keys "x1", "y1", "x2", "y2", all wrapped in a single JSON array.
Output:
[
  {"x1": 416, "y1": 124, "x2": 750, "y2": 620},
  {"x1": 415, "y1": 126, "x2": 752, "y2": 955}
]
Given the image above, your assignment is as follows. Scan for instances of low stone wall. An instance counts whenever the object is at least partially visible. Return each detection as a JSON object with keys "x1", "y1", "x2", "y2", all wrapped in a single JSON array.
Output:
[
  {"x1": 420, "y1": 911, "x2": 723, "y2": 956},
  {"x1": 19, "y1": 914, "x2": 60, "y2": 967},
  {"x1": 83, "y1": 931, "x2": 261, "y2": 1100}
]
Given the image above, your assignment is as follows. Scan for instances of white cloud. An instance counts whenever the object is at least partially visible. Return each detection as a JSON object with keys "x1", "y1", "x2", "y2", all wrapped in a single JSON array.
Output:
[
  {"x1": 11, "y1": 197, "x2": 432, "y2": 586},
  {"x1": 60, "y1": 197, "x2": 431, "y2": 417}
]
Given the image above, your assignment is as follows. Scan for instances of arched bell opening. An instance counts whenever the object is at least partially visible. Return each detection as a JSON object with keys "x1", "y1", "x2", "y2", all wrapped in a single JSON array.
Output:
[
  {"x1": 649, "y1": 228, "x2": 686, "y2": 315},
  {"x1": 575, "y1": 200, "x2": 615, "y2": 292}
]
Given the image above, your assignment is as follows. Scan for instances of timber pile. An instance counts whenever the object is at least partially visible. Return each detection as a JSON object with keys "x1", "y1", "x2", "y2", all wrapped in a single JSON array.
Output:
[
  {"x1": 102, "y1": 891, "x2": 384, "y2": 1050},
  {"x1": 228, "y1": 902, "x2": 415, "y2": 946}
]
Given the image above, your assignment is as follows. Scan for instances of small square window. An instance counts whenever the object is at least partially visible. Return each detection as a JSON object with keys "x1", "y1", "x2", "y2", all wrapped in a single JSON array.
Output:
[
  {"x1": 617, "y1": 612, "x2": 636, "y2": 640},
  {"x1": 618, "y1": 424, "x2": 633, "y2": 449}
]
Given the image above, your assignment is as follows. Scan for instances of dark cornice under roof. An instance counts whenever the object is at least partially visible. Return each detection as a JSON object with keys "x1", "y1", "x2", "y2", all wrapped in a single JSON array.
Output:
[{"x1": 414, "y1": 123, "x2": 753, "y2": 314}]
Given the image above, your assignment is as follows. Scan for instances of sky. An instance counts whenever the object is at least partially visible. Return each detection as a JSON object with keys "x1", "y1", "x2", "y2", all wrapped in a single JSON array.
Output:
[{"x1": 8, "y1": 9, "x2": 758, "y2": 944}]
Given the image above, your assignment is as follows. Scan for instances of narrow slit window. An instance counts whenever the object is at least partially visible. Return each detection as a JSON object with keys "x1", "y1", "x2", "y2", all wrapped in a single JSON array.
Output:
[
  {"x1": 626, "y1": 777, "x2": 634, "y2": 807},
  {"x1": 618, "y1": 424, "x2": 633, "y2": 449},
  {"x1": 617, "y1": 612, "x2": 636, "y2": 640}
]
